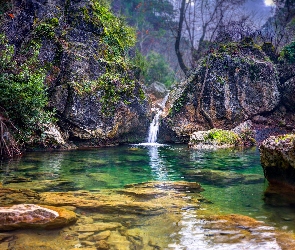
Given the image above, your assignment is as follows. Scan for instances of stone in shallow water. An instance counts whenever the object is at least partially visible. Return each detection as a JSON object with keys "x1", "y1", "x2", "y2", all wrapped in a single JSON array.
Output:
[
  {"x1": 90, "y1": 230, "x2": 111, "y2": 241},
  {"x1": 76, "y1": 222, "x2": 122, "y2": 232},
  {"x1": 0, "y1": 204, "x2": 77, "y2": 231}
]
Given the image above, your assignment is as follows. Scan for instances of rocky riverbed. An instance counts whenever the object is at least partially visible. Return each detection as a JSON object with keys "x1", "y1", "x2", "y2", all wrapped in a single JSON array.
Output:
[{"x1": 1, "y1": 181, "x2": 295, "y2": 249}]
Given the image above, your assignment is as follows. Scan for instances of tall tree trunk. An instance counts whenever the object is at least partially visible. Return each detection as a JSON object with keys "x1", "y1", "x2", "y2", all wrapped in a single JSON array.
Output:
[{"x1": 175, "y1": 0, "x2": 188, "y2": 76}]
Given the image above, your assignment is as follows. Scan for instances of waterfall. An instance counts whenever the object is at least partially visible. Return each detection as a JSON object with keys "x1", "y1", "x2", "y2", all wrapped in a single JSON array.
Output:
[{"x1": 147, "y1": 94, "x2": 169, "y2": 144}]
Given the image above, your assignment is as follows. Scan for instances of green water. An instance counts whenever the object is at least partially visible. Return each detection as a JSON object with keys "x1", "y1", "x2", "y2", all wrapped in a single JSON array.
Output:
[{"x1": 1, "y1": 144, "x2": 295, "y2": 232}]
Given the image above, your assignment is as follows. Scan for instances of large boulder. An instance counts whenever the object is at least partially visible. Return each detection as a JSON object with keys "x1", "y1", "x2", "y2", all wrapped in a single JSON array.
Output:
[
  {"x1": 280, "y1": 77, "x2": 295, "y2": 111},
  {"x1": 160, "y1": 42, "x2": 280, "y2": 143},
  {"x1": 260, "y1": 134, "x2": 295, "y2": 188},
  {"x1": 0, "y1": 204, "x2": 77, "y2": 231},
  {"x1": 1, "y1": 0, "x2": 149, "y2": 147}
]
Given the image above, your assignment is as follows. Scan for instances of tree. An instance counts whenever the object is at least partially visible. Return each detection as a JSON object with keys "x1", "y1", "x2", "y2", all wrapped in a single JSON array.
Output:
[
  {"x1": 174, "y1": 0, "x2": 248, "y2": 74},
  {"x1": 112, "y1": 0, "x2": 175, "y2": 54},
  {"x1": 261, "y1": 0, "x2": 295, "y2": 50}
]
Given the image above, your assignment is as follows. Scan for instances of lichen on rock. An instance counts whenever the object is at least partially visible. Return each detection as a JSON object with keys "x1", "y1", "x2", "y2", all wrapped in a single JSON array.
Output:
[
  {"x1": 160, "y1": 42, "x2": 280, "y2": 143},
  {"x1": 260, "y1": 134, "x2": 295, "y2": 188}
]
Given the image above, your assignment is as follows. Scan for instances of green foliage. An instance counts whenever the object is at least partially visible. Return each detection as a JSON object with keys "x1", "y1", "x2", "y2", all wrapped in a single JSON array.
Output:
[
  {"x1": 144, "y1": 51, "x2": 175, "y2": 87},
  {"x1": 132, "y1": 49, "x2": 148, "y2": 80},
  {"x1": 74, "y1": 1, "x2": 145, "y2": 115},
  {"x1": 205, "y1": 129, "x2": 240, "y2": 145},
  {"x1": 0, "y1": 34, "x2": 54, "y2": 139},
  {"x1": 279, "y1": 41, "x2": 295, "y2": 63},
  {"x1": 274, "y1": 134, "x2": 295, "y2": 143},
  {"x1": 86, "y1": 0, "x2": 136, "y2": 56},
  {"x1": 34, "y1": 18, "x2": 59, "y2": 39},
  {"x1": 168, "y1": 91, "x2": 187, "y2": 116}
]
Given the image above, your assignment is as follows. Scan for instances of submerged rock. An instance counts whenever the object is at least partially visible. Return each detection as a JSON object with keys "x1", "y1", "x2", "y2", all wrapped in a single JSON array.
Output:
[
  {"x1": 0, "y1": 204, "x2": 77, "y2": 231},
  {"x1": 184, "y1": 169, "x2": 264, "y2": 187},
  {"x1": 260, "y1": 134, "x2": 295, "y2": 188}
]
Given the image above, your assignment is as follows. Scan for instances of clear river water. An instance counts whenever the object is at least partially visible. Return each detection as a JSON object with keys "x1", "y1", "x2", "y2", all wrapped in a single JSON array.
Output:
[{"x1": 1, "y1": 144, "x2": 295, "y2": 249}]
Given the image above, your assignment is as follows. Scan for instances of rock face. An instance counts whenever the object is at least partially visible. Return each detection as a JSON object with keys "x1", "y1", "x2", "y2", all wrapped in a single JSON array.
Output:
[
  {"x1": 280, "y1": 77, "x2": 295, "y2": 111},
  {"x1": 260, "y1": 134, "x2": 295, "y2": 188},
  {"x1": 1, "y1": 0, "x2": 149, "y2": 147},
  {"x1": 160, "y1": 43, "x2": 280, "y2": 142},
  {"x1": 0, "y1": 204, "x2": 77, "y2": 231}
]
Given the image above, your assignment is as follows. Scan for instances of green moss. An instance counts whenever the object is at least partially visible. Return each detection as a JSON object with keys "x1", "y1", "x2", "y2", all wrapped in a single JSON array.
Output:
[
  {"x1": 169, "y1": 92, "x2": 187, "y2": 115},
  {"x1": 279, "y1": 41, "x2": 295, "y2": 64},
  {"x1": 274, "y1": 134, "x2": 295, "y2": 143},
  {"x1": 34, "y1": 18, "x2": 59, "y2": 39},
  {"x1": 205, "y1": 129, "x2": 240, "y2": 145}
]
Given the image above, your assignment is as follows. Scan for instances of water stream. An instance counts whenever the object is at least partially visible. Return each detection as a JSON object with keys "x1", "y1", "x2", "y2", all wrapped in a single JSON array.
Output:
[{"x1": 147, "y1": 94, "x2": 169, "y2": 144}]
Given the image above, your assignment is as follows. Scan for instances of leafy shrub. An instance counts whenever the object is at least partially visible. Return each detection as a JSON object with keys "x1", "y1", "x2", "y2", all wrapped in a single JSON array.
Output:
[
  {"x1": 0, "y1": 34, "x2": 54, "y2": 139},
  {"x1": 205, "y1": 129, "x2": 240, "y2": 145},
  {"x1": 279, "y1": 41, "x2": 295, "y2": 63},
  {"x1": 144, "y1": 51, "x2": 176, "y2": 87}
]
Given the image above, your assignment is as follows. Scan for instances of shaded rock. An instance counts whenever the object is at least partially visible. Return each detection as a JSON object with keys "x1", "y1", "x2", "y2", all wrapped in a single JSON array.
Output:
[
  {"x1": 1, "y1": 0, "x2": 150, "y2": 147},
  {"x1": 252, "y1": 115, "x2": 269, "y2": 124},
  {"x1": 160, "y1": 43, "x2": 280, "y2": 142},
  {"x1": 281, "y1": 77, "x2": 295, "y2": 111},
  {"x1": 260, "y1": 134, "x2": 295, "y2": 188},
  {"x1": 0, "y1": 204, "x2": 77, "y2": 231},
  {"x1": 232, "y1": 120, "x2": 256, "y2": 146},
  {"x1": 263, "y1": 184, "x2": 295, "y2": 207}
]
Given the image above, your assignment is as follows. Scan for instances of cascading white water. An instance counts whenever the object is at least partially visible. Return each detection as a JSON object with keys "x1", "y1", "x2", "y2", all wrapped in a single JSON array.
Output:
[{"x1": 147, "y1": 94, "x2": 169, "y2": 143}]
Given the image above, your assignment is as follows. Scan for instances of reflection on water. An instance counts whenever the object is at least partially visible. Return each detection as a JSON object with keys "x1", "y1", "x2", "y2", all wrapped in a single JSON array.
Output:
[
  {"x1": 169, "y1": 209, "x2": 281, "y2": 250},
  {"x1": 148, "y1": 145, "x2": 169, "y2": 181},
  {"x1": 1, "y1": 145, "x2": 295, "y2": 249}
]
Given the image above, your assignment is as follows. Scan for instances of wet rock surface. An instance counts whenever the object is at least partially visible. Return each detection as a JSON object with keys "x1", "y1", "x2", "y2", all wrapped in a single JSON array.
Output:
[
  {"x1": 184, "y1": 169, "x2": 264, "y2": 187},
  {"x1": 0, "y1": 181, "x2": 295, "y2": 249},
  {"x1": 260, "y1": 134, "x2": 295, "y2": 188},
  {"x1": 0, "y1": 204, "x2": 77, "y2": 231}
]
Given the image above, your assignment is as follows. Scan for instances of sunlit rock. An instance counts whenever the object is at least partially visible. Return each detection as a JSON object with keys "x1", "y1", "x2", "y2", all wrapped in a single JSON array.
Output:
[
  {"x1": 188, "y1": 129, "x2": 241, "y2": 149},
  {"x1": 0, "y1": 204, "x2": 77, "y2": 231}
]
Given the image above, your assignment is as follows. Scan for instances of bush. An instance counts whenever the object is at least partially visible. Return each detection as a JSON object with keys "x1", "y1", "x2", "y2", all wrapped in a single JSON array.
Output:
[
  {"x1": 279, "y1": 41, "x2": 295, "y2": 63},
  {"x1": 144, "y1": 51, "x2": 176, "y2": 88},
  {"x1": 205, "y1": 129, "x2": 241, "y2": 145},
  {"x1": 0, "y1": 34, "x2": 54, "y2": 140}
]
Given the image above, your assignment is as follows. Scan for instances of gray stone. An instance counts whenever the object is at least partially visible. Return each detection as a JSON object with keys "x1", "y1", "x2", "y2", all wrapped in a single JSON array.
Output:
[{"x1": 160, "y1": 44, "x2": 280, "y2": 142}]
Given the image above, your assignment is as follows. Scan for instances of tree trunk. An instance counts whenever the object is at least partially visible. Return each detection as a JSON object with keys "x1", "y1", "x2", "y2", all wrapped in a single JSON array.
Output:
[{"x1": 175, "y1": 0, "x2": 188, "y2": 76}]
